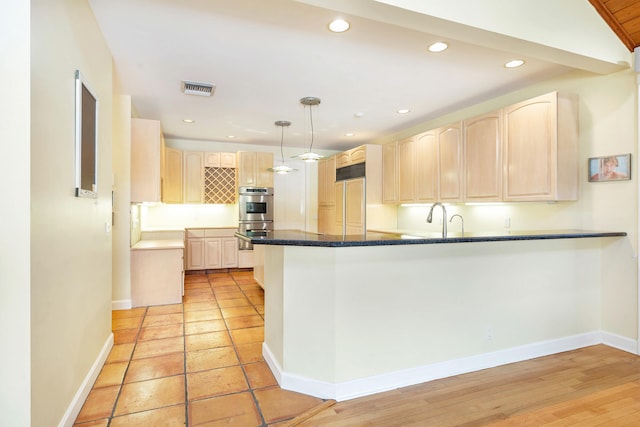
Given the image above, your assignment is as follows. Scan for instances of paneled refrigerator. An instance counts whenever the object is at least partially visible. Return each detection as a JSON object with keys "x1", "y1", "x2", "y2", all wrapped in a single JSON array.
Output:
[{"x1": 335, "y1": 163, "x2": 366, "y2": 235}]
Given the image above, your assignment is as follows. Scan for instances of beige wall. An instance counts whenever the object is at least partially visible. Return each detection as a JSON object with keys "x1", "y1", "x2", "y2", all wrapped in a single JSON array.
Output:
[
  {"x1": 395, "y1": 68, "x2": 638, "y2": 341},
  {"x1": 0, "y1": 0, "x2": 31, "y2": 425},
  {"x1": 31, "y1": 0, "x2": 113, "y2": 425},
  {"x1": 112, "y1": 95, "x2": 132, "y2": 307}
]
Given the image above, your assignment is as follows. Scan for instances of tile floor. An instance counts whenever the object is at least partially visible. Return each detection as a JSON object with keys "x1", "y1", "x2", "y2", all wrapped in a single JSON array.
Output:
[{"x1": 73, "y1": 270, "x2": 325, "y2": 426}]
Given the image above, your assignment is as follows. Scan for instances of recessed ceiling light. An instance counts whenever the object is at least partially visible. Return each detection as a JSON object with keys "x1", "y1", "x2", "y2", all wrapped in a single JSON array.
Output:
[
  {"x1": 328, "y1": 18, "x2": 350, "y2": 33},
  {"x1": 182, "y1": 119, "x2": 194, "y2": 123},
  {"x1": 345, "y1": 133, "x2": 355, "y2": 137},
  {"x1": 227, "y1": 135, "x2": 236, "y2": 139},
  {"x1": 397, "y1": 109, "x2": 410, "y2": 114},
  {"x1": 354, "y1": 112, "x2": 365, "y2": 118},
  {"x1": 428, "y1": 42, "x2": 448, "y2": 53},
  {"x1": 505, "y1": 59, "x2": 525, "y2": 68}
]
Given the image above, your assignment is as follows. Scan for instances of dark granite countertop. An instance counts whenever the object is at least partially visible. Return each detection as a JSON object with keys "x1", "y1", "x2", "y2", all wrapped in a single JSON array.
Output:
[{"x1": 234, "y1": 229, "x2": 627, "y2": 248}]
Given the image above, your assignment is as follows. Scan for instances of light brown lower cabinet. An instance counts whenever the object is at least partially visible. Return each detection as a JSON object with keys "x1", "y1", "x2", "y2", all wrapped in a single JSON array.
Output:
[
  {"x1": 185, "y1": 228, "x2": 239, "y2": 270},
  {"x1": 131, "y1": 248, "x2": 184, "y2": 307},
  {"x1": 238, "y1": 250, "x2": 254, "y2": 268},
  {"x1": 318, "y1": 205, "x2": 337, "y2": 235}
]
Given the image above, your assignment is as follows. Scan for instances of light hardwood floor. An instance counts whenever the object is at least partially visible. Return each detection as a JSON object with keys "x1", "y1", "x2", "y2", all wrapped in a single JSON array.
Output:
[{"x1": 294, "y1": 345, "x2": 640, "y2": 426}]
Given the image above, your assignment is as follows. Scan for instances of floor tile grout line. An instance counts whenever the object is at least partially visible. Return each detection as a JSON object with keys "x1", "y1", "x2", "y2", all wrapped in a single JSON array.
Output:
[
  {"x1": 106, "y1": 306, "x2": 148, "y2": 425},
  {"x1": 227, "y1": 271, "x2": 269, "y2": 427},
  {"x1": 182, "y1": 284, "x2": 190, "y2": 427}
]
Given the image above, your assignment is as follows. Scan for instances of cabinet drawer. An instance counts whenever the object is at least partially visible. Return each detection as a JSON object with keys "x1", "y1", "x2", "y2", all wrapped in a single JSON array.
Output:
[
  {"x1": 186, "y1": 229, "x2": 205, "y2": 238},
  {"x1": 205, "y1": 228, "x2": 237, "y2": 238}
]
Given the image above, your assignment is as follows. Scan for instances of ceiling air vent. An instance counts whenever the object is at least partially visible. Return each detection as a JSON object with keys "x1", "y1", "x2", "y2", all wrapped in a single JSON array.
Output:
[{"x1": 181, "y1": 80, "x2": 215, "y2": 97}]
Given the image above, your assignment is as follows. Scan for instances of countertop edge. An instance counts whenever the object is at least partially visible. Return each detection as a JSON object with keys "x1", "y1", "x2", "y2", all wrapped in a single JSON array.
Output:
[
  {"x1": 131, "y1": 239, "x2": 185, "y2": 250},
  {"x1": 236, "y1": 230, "x2": 627, "y2": 248}
]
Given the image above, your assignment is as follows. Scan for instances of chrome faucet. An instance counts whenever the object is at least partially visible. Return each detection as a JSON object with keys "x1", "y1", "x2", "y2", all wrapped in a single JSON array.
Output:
[
  {"x1": 426, "y1": 202, "x2": 447, "y2": 238},
  {"x1": 449, "y1": 214, "x2": 464, "y2": 235}
]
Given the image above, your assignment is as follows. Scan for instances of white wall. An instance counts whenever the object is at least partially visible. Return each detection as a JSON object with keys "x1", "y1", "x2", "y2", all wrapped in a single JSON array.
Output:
[
  {"x1": 0, "y1": 0, "x2": 31, "y2": 425},
  {"x1": 31, "y1": 0, "x2": 114, "y2": 425}
]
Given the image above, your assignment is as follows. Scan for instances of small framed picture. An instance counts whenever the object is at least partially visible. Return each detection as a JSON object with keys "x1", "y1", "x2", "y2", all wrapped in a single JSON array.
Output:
[{"x1": 588, "y1": 154, "x2": 631, "y2": 182}]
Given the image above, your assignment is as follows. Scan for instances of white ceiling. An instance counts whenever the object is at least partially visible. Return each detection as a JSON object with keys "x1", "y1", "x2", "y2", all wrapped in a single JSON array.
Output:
[{"x1": 88, "y1": 0, "x2": 622, "y2": 152}]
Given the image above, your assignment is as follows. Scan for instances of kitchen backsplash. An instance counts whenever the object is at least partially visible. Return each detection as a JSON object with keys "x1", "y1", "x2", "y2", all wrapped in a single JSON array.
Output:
[{"x1": 139, "y1": 203, "x2": 239, "y2": 230}]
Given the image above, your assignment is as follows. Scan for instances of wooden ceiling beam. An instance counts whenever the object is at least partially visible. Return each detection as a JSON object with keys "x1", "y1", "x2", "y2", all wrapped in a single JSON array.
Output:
[{"x1": 588, "y1": 0, "x2": 636, "y2": 51}]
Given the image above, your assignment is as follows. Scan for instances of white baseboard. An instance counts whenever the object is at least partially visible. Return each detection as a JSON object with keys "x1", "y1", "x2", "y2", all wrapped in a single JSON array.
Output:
[
  {"x1": 264, "y1": 331, "x2": 638, "y2": 402},
  {"x1": 58, "y1": 333, "x2": 114, "y2": 427},
  {"x1": 601, "y1": 331, "x2": 639, "y2": 354},
  {"x1": 112, "y1": 299, "x2": 132, "y2": 310}
]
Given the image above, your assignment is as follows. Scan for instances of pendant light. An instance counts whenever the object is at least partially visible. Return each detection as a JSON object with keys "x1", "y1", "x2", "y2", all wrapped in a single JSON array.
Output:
[
  {"x1": 268, "y1": 120, "x2": 298, "y2": 174},
  {"x1": 294, "y1": 96, "x2": 324, "y2": 162}
]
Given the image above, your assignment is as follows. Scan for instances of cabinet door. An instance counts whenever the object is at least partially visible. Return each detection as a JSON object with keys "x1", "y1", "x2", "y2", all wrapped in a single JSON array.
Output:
[
  {"x1": 318, "y1": 205, "x2": 337, "y2": 235},
  {"x1": 186, "y1": 238, "x2": 205, "y2": 270},
  {"x1": 335, "y1": 182, "x2": 344, "y2": 235},
  {"x1": 131, "y1": 118, "x2": 162, "y2": 203},
  {"x1": 220, "y1": 153, "x2": 236, "y2": 168},
  {"x1": 183, "y1": 151, "x2": 204, "y2": 203},
  {"x1": 438, "y1": 122, "x2": 463, "y2": 202},
  {"x1": 503, "y1": 93, "x2": 555, "y2": 201},
  {"x1": 382, "y1": 142, "x2": 398, "y2": 204},
  {"x1": 465, "y1": 111, "x2": 501, "y2": 201},
  {"x1": 256, "y1": 152, "x2": 274, "y2": 187},
  {"x1": 163, "y1": 147, "x2": 183, "y2": 203},
  {"x1": 238, "y1": 151, "x2": 273, "y2": 187},
  {"x1": 221, "y1": 237, "x2": 238, "y2": 268},
  {"x1": 345, "y1": 178, "x2": 365, "y2": 235},
  {"x1": 237, "y1": 152, "x2": 257, "y2": 186},
  {"x1": 204, "y1": 238, "x2": 222, "y2": 269},
  {"x1": 238, "y1": 250, "x2": 254, "y2": 269},
  {"x1": 397, "y1": 137, "x2": 416, "y2": 203},
  {"x1": 335, "y1": 152, "x2": 351, "y2": 168},
  {"x1": 318, "y1": 157, "x2": 336, "y2": 206},
  {"x1": 205, "y1": 152, "x2": 236, "y2": 168},
  {"x1": 415, "y1": 131, "x2": 437, "y2": 202},
  {"x1": 204, "y1": 152, "x2": 220, "y2": 167},
  {"x1": 349, "y1": 146, "x2": 367, "y2": 165}
]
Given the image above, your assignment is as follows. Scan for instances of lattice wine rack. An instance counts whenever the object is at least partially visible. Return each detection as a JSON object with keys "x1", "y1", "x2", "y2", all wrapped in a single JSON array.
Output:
[{"x1": 204, "y1": 167, "x2": 237, "y2": 204}]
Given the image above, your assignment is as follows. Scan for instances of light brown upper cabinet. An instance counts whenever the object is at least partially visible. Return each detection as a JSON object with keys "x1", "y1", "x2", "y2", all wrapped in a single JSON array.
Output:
[
  {"x1": 415, "y1": 130, "x2": 438, "y2": 203},
  {"x1": 503, "y1": 91, "x2": 578, "y2": 201},
  {"x1": 204, "y1": 152, "x2": 236, "y2": 168},
  {"x1": 318, "y1": 156, "x2": 337, "y2": 234},
  {"x1": 437, "y1": 122, "x2": 464, "y2": 202},
  {"x1": 131, "y1": 118, "x2": 162, "y2": 203},
  {"x1": 335, "y1": 145, "x2": 366, "y2": 168},
  {"x1": 237, "y1": 151, "x2": 274, "y2": 187},
  {"x1": 398, "y1": 131, "x2": 438, "y2": 203},
  {"x1": 183, "y1": 151, "x2": 204, "y2": 204},
  {"x1": 318, "y1": 156, "x2": 336, "y2": 206},
  {"x1": 397, "y1": 136, "x2": 416, "y2": 203},
  {"x1": 163, "y1": 146, "x2": 183, "y2": 204},
  {"x1": 464, "y1": 111, "x2": 502, "y2": 202},
  {"x1": 382, "y1": 142, "x2": 398, "y2": 204}
]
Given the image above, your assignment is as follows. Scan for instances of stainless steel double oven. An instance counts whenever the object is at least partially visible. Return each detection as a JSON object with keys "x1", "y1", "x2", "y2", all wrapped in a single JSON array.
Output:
[{"x1": 237, "y1": 186, "x2": 274, "y2": 250}]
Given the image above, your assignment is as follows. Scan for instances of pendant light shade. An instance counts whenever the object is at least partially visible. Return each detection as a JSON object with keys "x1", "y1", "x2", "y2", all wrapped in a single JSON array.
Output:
[
  {"x1": 268, "y1": 120, "x2": 298, "y2": 174},
  {"x1": 293, "y1": 96, "x2": 324, "y2": 162}
]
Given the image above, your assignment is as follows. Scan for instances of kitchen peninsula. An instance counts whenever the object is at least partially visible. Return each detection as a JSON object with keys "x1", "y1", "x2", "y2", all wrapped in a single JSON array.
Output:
[{"x1": 237, "y1": 229, "x2": 627, "y2": 401}]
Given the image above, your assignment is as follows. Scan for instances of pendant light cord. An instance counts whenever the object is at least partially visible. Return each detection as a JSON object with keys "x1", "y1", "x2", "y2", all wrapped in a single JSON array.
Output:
[
  {"x1": 308, "y1": 104, "x2": 315, "y2": 153},
  {"x1": 280, "y1": 124, "x2": 285, "y2": 163}
]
